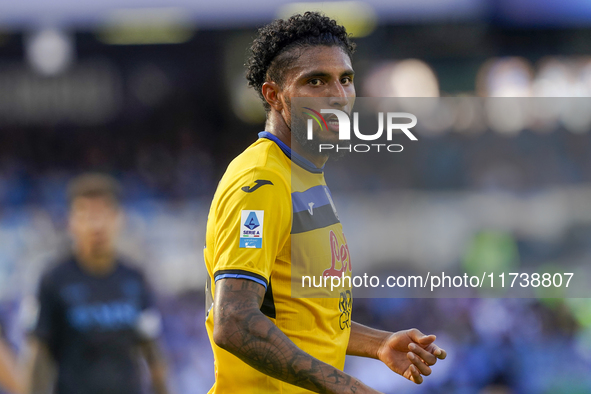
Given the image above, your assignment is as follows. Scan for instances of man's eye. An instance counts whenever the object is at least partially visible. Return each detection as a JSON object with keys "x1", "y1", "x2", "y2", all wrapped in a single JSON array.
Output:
[
  {"x1": 341, "y1": 77, "x2": 352, "y2": 84},
  {"x1": 309, "y1": 79, "x2": 322, "y2": 86}
]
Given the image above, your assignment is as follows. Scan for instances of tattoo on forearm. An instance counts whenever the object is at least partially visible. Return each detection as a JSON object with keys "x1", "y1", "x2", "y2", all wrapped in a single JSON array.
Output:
[{"x1": 215, "y1": 279, "x2": 361, "y2": 394}]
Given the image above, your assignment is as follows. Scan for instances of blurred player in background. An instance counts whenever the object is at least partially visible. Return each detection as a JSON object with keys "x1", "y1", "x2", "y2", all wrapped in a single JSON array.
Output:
[
  {"x1": 0, "y1": 332, "x2": 22, "y2": 394},
  {"x1": 25, "y1": 173, "x2": 169, "y2": 394},
  {"x1": 205, "y1": 12, "x2": 446, "y2": 394}
]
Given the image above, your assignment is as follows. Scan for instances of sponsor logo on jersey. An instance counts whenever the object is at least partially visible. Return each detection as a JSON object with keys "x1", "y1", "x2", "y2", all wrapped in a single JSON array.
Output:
[
  {"x1": 321, "y1": 230, "x2": 353, "y2": 331},
  {"x1": 339, "y1": 290, "x2": 352, "y2": 330},
  {"x1": 68, "y1": 301, "x2": 139, "y2": 331},
  {"x1": 240, "y1": 210, "x2": 264, "y2": 248},
  {"x1": 323, "y1": 230, "x2": 352, "y2": 277}
]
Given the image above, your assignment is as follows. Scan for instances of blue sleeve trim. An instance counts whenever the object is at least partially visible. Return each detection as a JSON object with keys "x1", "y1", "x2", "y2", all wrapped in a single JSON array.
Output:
[{"x1": 214, "y1": 272, "x2": 268, "y2": 290}]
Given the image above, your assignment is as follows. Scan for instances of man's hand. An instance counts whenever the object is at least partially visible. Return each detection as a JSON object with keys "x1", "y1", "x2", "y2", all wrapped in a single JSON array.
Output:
[{"x1": 377, "y1": 328, "x2": 447, "y2": 384}]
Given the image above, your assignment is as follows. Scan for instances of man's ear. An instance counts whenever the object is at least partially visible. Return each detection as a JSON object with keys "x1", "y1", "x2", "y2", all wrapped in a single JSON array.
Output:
[{"x1": 262, "y1": 81, "x2": 283, "y2": 112}]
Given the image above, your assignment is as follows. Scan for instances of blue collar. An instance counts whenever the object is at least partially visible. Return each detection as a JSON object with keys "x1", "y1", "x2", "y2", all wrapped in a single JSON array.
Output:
[{"x1": 258, "y1": 131, "x2": 324, "y2": 174}]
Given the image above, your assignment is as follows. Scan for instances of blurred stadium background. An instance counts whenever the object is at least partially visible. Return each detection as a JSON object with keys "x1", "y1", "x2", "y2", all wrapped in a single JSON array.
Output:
[{"x1": 2, "y1": 0, "x2": 591, "y2": 393}]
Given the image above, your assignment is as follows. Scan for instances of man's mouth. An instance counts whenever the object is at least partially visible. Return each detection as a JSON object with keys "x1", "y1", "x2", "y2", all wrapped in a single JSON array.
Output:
[{"x1": 325, "y1": 115, "x2": 340, "y2": 133}]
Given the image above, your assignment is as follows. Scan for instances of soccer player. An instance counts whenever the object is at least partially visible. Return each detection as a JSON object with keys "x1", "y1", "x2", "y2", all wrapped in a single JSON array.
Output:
[
  {"x1": 204, "y1": 12, "x2": 447, "y2": 394},
  {"x1": 26, "y1": 174, "x2": 169, "y2": 394},
  {"x1": 0, "y1": 332, "x2": 22, "y2": 394}
]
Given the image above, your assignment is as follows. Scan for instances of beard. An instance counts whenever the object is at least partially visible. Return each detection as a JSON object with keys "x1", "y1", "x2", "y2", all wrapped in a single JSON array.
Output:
[{"x1": 287, "y1": 100, "x2": 348, "y2": 161}]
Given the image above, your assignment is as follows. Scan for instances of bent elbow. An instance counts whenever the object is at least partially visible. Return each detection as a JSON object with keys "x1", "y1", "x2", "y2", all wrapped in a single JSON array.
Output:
[
  {"x1": 213, "y1": 306, "x2": 259, "y2": 351},
  {"x1": 212, "y1": 324, "x2": 230, "y2": 350}
]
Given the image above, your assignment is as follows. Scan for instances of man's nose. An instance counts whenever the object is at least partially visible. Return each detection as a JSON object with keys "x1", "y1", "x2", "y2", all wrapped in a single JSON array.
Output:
[{"x1": 328, "y1": 83, "x2": 349, "y2": 108}]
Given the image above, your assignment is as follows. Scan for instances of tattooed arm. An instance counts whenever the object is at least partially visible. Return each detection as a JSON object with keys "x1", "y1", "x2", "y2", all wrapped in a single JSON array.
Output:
[{"x1": 213, "y1": 278, "x2": 379, "y2": 394}]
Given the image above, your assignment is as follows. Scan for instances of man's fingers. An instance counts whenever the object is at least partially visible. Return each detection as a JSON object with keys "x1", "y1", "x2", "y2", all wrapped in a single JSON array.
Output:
[
  {"x1": 407, "y1": 352, "x2": 432, "y2": 376},
  {"x1": 407, "y1": 328, "x2": 436, "y2": 345},
  {"x1": 408, "y1": 343, "x2": 437, "y2": 366},
  {"x1": 408, "y1": 365, "x2": 423, "y2": 384},
  {"x1": 431, "y1": 345, "x2": 447, "y2": 360}
]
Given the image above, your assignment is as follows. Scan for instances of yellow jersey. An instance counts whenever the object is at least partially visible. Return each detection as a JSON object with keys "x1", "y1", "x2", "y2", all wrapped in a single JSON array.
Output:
[{"x1": 204, "y1": 132, "x2": 352, "y2": 393}]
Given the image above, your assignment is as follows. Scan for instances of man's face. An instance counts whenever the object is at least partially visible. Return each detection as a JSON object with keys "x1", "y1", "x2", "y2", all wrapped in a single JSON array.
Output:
[
  {"x1": 69, "y1": 196, "x2": 121, "y2": 259},
  {"x1": 279, "y1": 45, "x2": 356, "y2": 156}
]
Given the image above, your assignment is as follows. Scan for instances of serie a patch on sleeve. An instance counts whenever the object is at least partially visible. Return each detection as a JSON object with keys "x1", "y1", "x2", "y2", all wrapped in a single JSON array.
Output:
[{"x1": 240, "y1": 210, "x2": 264, "y2": 248}]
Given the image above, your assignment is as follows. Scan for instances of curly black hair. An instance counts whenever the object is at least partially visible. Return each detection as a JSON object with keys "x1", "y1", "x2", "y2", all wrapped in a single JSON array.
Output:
[{"x1": 246, "y1": 12, "x2": 356, "y2": 111}]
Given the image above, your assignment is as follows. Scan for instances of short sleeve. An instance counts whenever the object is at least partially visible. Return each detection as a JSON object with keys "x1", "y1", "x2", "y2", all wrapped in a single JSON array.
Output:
[
  {"x1": 136, "y1": 273, "x2": 162, "y2": 341},
  {"x1": 211, "y1": 168, "x2": 291, "y2": 289},
  {"x1": 138, "y1": 273, "x2": 156, "y2": 311},
  {"x1": 33, "y1": 273, "x2": 60, "y2": 346}
]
